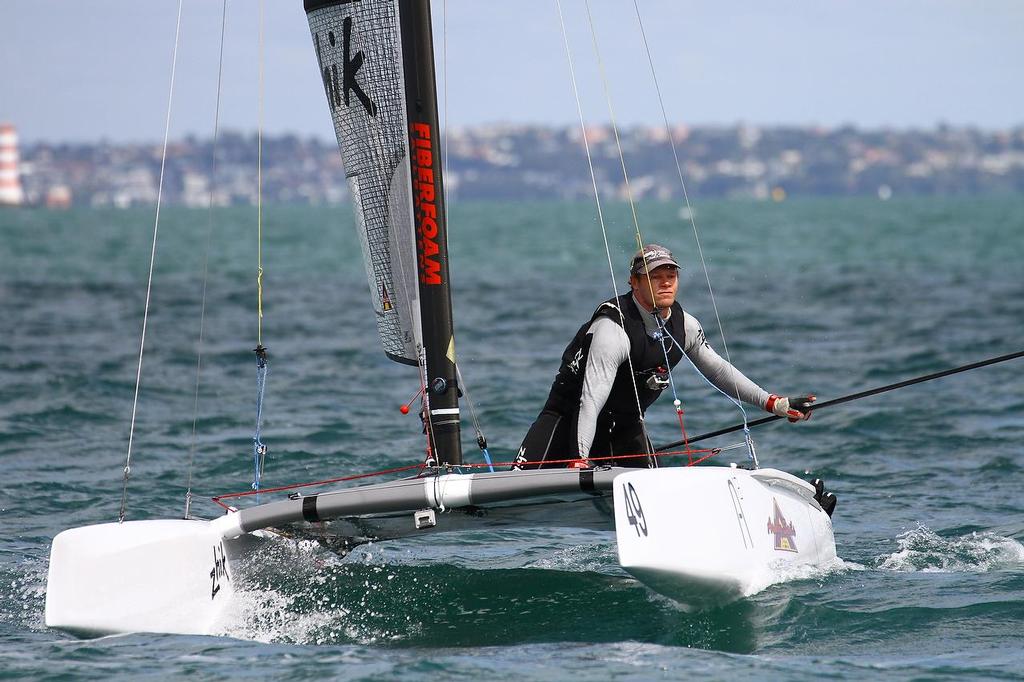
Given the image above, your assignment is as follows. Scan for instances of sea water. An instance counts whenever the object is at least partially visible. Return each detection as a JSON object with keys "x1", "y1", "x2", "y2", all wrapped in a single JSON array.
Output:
[{"x1": 2, "y1": 198, "x2": 1023, "y2": 679}]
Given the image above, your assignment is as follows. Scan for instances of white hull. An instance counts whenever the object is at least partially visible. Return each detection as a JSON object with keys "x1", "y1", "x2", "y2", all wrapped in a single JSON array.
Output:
[
  {"x1": 45, "y1": 518, "x2": 253, "y2": 637},
  {"x1": 613, "y1": 466, "x2": 837, "y2": 609},
  {"x1": 45, "y1": 465, "x2": 836, "y2": 636}
]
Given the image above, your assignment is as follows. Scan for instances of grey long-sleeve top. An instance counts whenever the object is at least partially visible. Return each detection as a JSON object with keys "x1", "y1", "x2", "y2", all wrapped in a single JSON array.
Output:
[{"x1": 577, "y1": 296, "x2": 770, "y2": 456}]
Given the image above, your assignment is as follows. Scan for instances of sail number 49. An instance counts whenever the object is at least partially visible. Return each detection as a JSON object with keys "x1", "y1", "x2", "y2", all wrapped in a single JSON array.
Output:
[{"x1": 622, "y1": 482, "x2": 648, "y2": 537}]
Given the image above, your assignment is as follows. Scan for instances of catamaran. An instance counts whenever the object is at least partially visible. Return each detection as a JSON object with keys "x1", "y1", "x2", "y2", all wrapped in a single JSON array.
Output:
[{"x1": 45, "y1": 0, "x2": 838, "y2": 637}]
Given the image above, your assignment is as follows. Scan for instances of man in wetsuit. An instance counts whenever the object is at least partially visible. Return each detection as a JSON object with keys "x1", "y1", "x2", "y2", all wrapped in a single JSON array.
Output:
[{"x1": 513, "y1": 244, "x2": 814, "y2": 469}]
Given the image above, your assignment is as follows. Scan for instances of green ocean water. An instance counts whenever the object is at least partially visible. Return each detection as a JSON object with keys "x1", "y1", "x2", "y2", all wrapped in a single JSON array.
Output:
[{"x1": 2, "y1": 197, "x2": 1023, "y2": 680}]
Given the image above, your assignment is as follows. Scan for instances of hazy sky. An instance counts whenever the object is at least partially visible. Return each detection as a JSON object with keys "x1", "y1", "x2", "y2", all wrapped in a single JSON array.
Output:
[{"x1": 2, "y1": 0, "x2": 1022, "y2": 144}]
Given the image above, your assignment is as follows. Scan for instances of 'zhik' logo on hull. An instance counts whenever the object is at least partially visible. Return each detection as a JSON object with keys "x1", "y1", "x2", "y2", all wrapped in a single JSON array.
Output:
[
  {"x1": 767, "y1": 498, "x2": 798, "y2": 552},
  {"x1": 209, "y1": 542, "x2": 230, "y2": 599}
]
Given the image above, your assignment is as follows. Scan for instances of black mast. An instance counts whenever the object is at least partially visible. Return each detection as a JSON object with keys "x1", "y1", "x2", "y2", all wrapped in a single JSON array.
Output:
[{"x1": 398, "y1": 0, "x2": 462, "y2": 466}]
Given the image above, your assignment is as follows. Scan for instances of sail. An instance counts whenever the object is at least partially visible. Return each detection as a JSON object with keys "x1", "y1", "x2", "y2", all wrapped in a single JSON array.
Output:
[
  {"x1": 305, "y1": 0, "x2": 421, "y2": 365},
  {"x1": 307, "y1": 0, "x2": 462, "y2": 464}
]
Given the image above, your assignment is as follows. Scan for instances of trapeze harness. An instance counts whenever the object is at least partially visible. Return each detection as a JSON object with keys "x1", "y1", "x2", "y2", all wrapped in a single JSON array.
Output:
[{"x1": 515, "y1": 293, "x2": 684, "y2": 469}]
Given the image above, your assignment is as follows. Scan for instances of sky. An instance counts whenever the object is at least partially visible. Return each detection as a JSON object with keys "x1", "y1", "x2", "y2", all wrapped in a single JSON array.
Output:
[{"x1": 1, "y1": 0, "x2": 1022, "y2": 144}]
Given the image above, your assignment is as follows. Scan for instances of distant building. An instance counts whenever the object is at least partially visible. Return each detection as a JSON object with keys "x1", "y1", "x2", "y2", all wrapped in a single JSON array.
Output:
[
  {"x1": 11, "y1": 124, "x2": 1024, "y2": 206},
  {"x1": 45, "y1": 185, "x2": 73, "y2": 209},
  {"x1": 0, "y1": 123, "x2": 25, "y2": 206}
]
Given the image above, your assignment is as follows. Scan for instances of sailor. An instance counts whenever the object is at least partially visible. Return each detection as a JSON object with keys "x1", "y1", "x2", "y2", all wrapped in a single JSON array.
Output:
[{"x1": 513, "y1": 244, "x2": 815, "y2": 469}]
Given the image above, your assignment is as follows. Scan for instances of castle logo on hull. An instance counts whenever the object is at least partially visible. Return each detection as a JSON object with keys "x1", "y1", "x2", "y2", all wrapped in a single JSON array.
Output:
[{"x1": 767, "y1": 498, "x2": 798, "y2": 552}]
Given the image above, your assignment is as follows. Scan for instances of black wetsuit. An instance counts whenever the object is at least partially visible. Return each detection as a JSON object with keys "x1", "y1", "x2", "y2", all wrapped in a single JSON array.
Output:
[{"x1": 514, "y1": 293, "x2": 685, "y2": 469}]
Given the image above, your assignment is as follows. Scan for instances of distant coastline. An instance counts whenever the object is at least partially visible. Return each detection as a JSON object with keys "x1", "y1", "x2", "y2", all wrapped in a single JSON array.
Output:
[{"x1": 12, "y1": 123, "x2": 1024, "y2": 208}]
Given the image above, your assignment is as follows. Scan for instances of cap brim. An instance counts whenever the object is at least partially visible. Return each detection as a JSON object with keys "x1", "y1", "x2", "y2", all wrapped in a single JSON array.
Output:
[{"x1": 632, "y1": 257, "x2": 679, "y2": 275}]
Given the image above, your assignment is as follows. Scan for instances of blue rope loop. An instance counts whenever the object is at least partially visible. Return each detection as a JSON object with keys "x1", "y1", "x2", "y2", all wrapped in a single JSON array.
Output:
[
  {"x1": 480, "y1": 447, "x2": 495, "y2": 472},
  {"x1": 252, "y1": 345, "x2": 269, "y2": 494},
  {"x1": 475, "y1": 432, "x2": 494, "y2": 472}
]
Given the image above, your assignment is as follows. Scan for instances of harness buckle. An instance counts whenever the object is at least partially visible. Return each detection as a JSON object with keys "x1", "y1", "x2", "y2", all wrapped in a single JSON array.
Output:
[{"x1": 644, "y1": 366, "x2": 670, "y2": 391}]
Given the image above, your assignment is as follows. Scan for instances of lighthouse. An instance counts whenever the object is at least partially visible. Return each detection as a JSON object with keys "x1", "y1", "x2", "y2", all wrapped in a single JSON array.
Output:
[{"x1": 0, "y1": 123, "x2": 25, "y2": 206}]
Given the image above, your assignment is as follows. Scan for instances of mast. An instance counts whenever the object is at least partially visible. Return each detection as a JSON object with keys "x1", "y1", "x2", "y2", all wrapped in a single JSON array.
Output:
[{"x1": 398, "y1": 0, "x2": 461, "y2": 466}]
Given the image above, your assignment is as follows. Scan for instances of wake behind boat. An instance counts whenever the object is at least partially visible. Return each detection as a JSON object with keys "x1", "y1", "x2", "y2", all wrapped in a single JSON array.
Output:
[{"x1": 45, "y1": 0, "x2": 839, "y2": 637}]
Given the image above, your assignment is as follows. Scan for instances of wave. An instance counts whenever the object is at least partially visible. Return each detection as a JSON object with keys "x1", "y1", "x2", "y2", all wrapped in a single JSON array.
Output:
[
  {"x1": 877, "y1": 525, "x2": 1024, "y2": 572},
  {"x1": 0, "y1": 556, "x2": 48, "y2": 634}
]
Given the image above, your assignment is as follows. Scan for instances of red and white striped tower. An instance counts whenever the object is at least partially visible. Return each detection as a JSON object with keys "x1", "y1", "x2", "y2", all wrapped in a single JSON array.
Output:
[{"x1": 0, "y1": 123, "x2": 25, "y2": 206}]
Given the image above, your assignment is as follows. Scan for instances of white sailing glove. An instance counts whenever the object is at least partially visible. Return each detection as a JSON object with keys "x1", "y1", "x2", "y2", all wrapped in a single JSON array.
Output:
[{"x1": 766, "y1": 394, "x2": 816, "y2": 422}]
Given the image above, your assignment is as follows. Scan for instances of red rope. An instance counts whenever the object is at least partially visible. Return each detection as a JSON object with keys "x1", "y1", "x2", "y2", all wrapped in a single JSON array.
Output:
[
  {"x1": 674, "y1": 405, "x2": 694, "y2": 465},
  {"x1": 209, "y1": 446, "x2": 724, "y2": 510},
  {"x1": 483, "y1": 447, "x2": 721, "y2": 469},
  {"x1": 211, "y1": 377, "x2": 731, "y2": 510},
  {"x1": 210, "y1": 462, "x2": 427, "y2": 510}
]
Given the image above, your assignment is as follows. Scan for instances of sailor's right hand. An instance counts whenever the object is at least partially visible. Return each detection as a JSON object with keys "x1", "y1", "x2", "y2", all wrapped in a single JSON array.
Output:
[{"x1": 766, "y1": 394, "x2": 816, "y2": 422}]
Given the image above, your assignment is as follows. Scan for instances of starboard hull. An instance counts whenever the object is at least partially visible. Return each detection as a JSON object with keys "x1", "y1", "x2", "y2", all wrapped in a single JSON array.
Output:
[{"x1": 613, "y1": 466, "x2": 837, "y2": 609}]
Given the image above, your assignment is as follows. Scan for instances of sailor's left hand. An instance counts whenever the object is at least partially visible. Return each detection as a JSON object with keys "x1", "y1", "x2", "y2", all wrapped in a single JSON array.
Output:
[{"x1": 766, "y1": 394, "x2": 816, "y2": 422}]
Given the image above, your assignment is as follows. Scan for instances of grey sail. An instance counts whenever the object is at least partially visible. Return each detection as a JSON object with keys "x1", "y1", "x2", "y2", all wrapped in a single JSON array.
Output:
[{"x1": 306, "y1": 0, "x2": 421, "y2": 365}]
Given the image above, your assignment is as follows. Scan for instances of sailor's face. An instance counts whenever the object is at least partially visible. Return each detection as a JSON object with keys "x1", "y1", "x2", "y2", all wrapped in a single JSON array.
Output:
[{"x1": 631, "y1": 265, "x2": 679, "y2": 313}]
